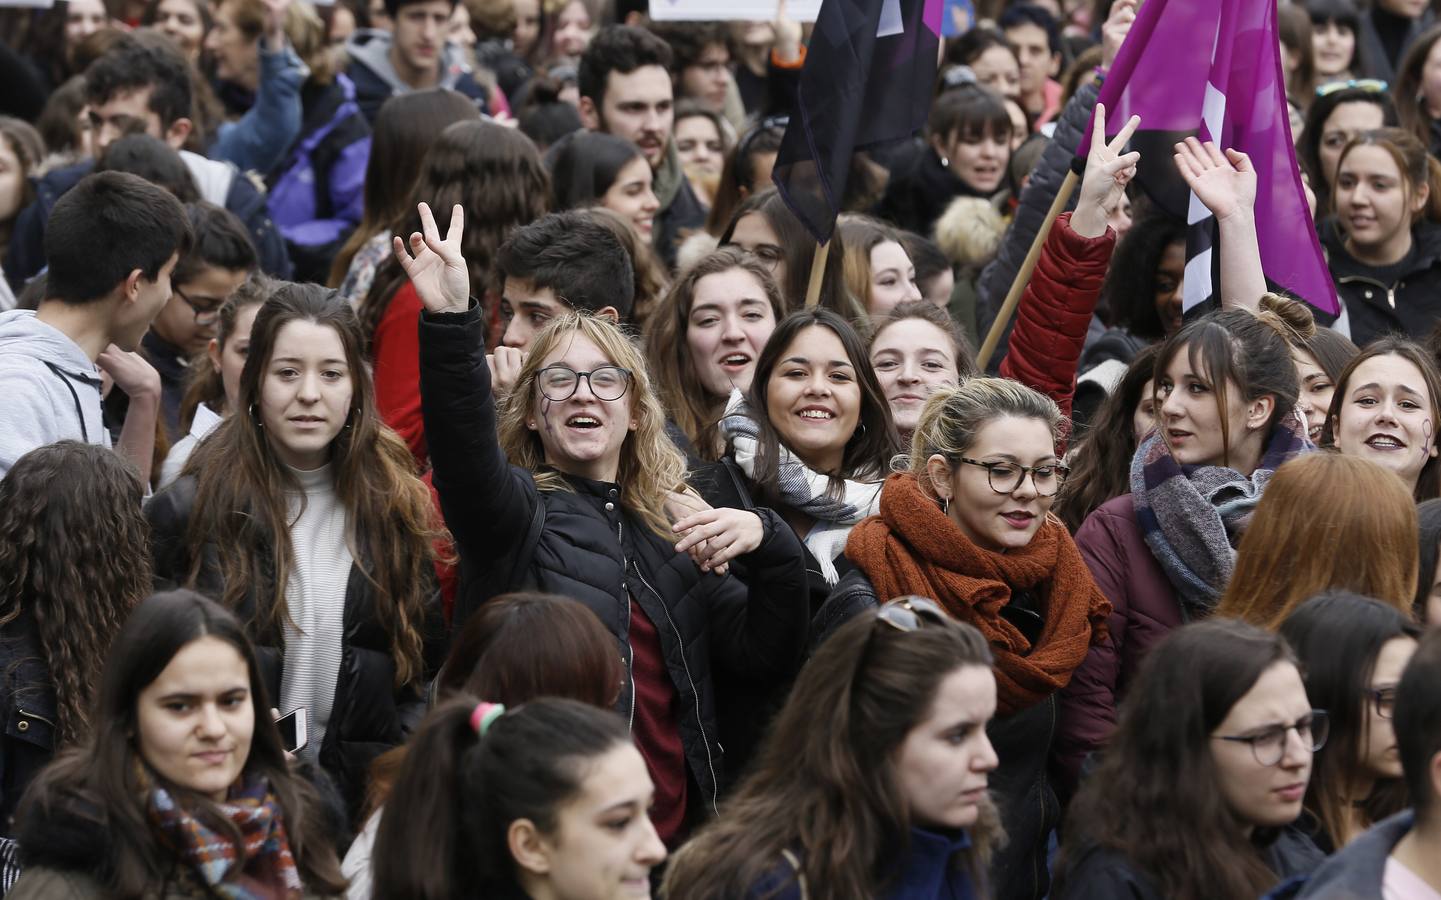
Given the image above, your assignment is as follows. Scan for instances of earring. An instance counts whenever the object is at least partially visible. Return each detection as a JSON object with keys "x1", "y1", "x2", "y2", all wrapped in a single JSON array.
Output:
[
  {"x1": 248, "y1": 403, "x2": 263, "y2": 428},
  {"x1": 939, "y1": 154, "x2": 950, "y2": 167},
  {"x1": 942, "y1": 497, "x2": 950, "y2": 515}
]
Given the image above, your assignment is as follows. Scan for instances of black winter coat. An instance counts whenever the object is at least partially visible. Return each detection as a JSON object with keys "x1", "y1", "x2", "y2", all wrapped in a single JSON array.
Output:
[
  {"x1": 1318, "y1": 219, "x2": 1441, "y2": 346},
  {"x1": 145, "y1": 477, "x2": 443, "y2": 824},
  {"x1": 0, "y1": 614, "x2": 58, "y2": 836},
  {"x1": 419, "y1": 305, "x2": 810, "y2": 811},
  {"x1": 815, "y1": 568, "x2": 1062, "y2": 900},
  {"x1": 1056, "y1": 829, "x2": 1324, "y2": 900}
]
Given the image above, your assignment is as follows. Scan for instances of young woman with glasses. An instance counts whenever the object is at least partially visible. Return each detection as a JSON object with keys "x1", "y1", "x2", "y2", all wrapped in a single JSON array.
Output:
[
  {"x1": 1278, "y1": 591, "x2": 1421, "y2": 852},
  {"x1": 1057, "y1": 296, "x2": 1316, "y2": 800},
  {"x1": 400, "y1": 202, "x2": 809, "y2": 849},
  {"x1": 664, "y1": 597, "x2": 1002, "y2": 900},
  {"x1": 814, "y1": 376, "x2": 1111, "y2": 900},
  {"x1": 1054, "y1": 619, "x2": 1327, "y2": 900}
]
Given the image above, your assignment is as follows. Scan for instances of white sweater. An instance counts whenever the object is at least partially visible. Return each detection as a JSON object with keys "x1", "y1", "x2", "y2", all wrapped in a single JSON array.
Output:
[{"x1": 279, "y1": 464, "x2": 352, "y2": 762}]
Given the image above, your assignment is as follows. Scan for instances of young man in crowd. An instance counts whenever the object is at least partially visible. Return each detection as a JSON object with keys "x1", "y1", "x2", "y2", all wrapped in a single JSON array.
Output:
[
  {"x1": 145, "y1": 202, "x2": 258, "y2": 440},
  {"x1": 484, "y1": 210, "x2": 634, "y2": 399},
  {"x1": 1000, "y1": 3, "x2": 1063, "y2": 129},
  {"x1": 345, "y1": 0, "x2": 490, "y2": 121},
  {"x1": 0, "y1": 172, "x2": 191, "y2": 480},
  {"x1": 3, "y1": 36, "x2": 289, "y2": 290},
  {"x1": 578, "y1": 24, "x2": 706, "y2": 267},
  {"x1": 650, "y1": 21, "x2": 734, "y2": 115},
  {"x1": 1293, "y1": 628, "x2": 1441, "y2": 898}
]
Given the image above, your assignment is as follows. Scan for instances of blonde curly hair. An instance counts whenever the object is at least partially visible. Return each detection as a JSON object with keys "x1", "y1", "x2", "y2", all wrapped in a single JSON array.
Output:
[{"x1": 498, "y1": 312, "x2": 689, "y2": 539}]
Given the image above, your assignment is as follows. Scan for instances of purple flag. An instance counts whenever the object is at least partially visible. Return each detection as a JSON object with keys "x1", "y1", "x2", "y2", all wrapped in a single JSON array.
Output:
[{"x1": 1080, "y1": 0, "x2": 1339, "y2": 315}]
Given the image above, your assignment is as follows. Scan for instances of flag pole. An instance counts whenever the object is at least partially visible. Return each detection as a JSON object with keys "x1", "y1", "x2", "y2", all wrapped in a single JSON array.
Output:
[
  {"x1": 804, "y1": 239, "x2": 832, "y2": 309},
  {"x1": 977, "y1": 169, "x2": 1081, "y2": 369}
]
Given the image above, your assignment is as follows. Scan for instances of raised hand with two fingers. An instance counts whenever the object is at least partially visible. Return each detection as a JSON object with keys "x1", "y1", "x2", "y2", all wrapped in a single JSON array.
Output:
[
  {"x1": 1071, "y1": 103, "x2": 1141, "y2": 238},
  {"x1": 392, "y1": 202, "x2": 471, "y2": 315}
]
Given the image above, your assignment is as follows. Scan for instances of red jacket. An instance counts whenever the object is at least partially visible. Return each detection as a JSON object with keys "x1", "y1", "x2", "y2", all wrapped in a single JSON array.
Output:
[
  {"x1": 1054, "y1": 493, "x2": 1182, "y2": 799},
  {"x1": 373, "y1": 281, "x2": 427, "y2": 464},
  {"x1": 998, "y1": 211, "x2": 1115, "y2": 446}
]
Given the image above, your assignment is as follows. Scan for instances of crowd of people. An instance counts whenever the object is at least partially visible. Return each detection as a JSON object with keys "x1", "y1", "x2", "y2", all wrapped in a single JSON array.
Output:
[{"x1": 2, "y1": 0, "x2": 1441, "y2": 896}]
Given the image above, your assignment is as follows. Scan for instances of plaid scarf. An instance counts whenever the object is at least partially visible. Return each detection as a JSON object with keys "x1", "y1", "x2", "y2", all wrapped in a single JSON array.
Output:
[
  {"x1": 146, "y1": 774, "x2": 303, "y2": 900},
  {"x1": 718, "y1": 390, "x2": 882, "y2": 584},
  {"x1": 1130, "y1": 409, "x2": 1311, "y2": 616}
]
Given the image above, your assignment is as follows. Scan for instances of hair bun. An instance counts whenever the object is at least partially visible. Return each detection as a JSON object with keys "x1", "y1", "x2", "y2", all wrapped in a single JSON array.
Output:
[{"x1": 1257, "y1": 293, "x2": 1317, "y2": 342}]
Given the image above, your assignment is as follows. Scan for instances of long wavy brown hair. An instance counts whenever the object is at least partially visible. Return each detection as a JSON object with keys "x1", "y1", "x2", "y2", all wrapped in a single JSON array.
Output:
[
  {"x1": 647, "y1": 247, "x2": 784, "y2": 461},
  {"x1": 0, "y1": 442, "x2": 151, "y2": 746},
  {"x1": 359, "y1": 120, "x2": 550, "y2": 341},
  {"x1": 181, "y1": 283, "x2": 443, "y2": 685},
  {"x1": 497, "y1": 312, "x2": 688, "y2": 539},
  {"x1": 663, "y1": 607, "x2": 1002, "y2": 899}
]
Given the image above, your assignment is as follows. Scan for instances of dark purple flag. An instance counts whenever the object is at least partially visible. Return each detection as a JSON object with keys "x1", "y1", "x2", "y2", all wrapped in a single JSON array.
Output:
[
  {"x1": 772, "y1": 0, "x2": 943, "y2": 244},
  {"x1": 1079, "y1": 0, "x2": 1339, "y2": 315}
]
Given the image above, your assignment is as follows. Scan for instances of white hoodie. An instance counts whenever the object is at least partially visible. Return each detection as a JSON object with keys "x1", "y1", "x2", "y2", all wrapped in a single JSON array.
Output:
[{"x1": 0, "y1": 310, "x2": 108, "y2": 479}]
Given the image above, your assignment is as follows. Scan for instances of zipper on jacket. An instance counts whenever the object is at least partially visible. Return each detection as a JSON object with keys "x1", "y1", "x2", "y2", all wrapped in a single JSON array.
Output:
[
  {"x1": 632, "y1": 562, "x2": 721, "y2": 815},
  {"x1": 1336, "y1": 273, "x2": 1399, "y2": 309},
  {"x1": 617, "y1": 517, "x2": 635, "y2": 731}
]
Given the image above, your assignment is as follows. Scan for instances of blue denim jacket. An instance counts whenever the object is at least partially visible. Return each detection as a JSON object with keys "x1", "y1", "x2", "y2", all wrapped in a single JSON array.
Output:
[{"x1": 210, "y1": 37, "x2": 307, "y2": 175}]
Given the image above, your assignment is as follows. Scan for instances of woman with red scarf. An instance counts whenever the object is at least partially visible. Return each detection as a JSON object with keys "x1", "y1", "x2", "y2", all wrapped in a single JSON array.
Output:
[{"x1": 814, "y1": 377, "x2": 1110, "y2": 900}]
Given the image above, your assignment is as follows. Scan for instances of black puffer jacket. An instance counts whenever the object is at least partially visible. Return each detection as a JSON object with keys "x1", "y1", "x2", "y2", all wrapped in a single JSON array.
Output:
[
  {"x1": 145, "y1": 478, "x2": 443, "y2": 823},
  {"x1": 0, "y1": 614, "x2": 58, "y2": 836},
  {"x1": 419, "y1": 305, "x2": 809, "y2": 811},
  {"x1": 1318, "y1": 219, "x2": 1441, "y2": 346},
  {"x1": 815, "y1": 569, "x2": 1062, "y2": 900}
]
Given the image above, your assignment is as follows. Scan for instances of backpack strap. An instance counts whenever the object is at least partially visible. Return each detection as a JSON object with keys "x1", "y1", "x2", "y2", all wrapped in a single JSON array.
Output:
[{"x1": 508, "y1": 495, "x2": 547, "y2": 588}]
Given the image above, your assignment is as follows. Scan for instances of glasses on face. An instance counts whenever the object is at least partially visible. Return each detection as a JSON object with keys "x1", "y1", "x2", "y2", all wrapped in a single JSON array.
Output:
[
  {"x1": 1367, "y1": 686, "x2": 1397, "y2": 720},
  {"x1": 175, "y1": 287, "x2": 223, "y2": 325},
  {"x1": 1315, "y1": 78, "x2": 1388, "y2": 98},
  {"x1": 1214, "y1": 710, "x2": 1330, "y2": 767},
  {"x1": 956, "y1": 457, "x2": 1069, "y2": 497},
  {"x1": 536, "y1": 364, "x2": 633, "y2": 402}
]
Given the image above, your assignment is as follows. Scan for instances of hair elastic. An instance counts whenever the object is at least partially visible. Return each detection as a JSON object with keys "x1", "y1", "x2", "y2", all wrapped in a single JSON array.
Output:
[{"x1": 470, "y1": 702, "x2": 506, "y2": 736}]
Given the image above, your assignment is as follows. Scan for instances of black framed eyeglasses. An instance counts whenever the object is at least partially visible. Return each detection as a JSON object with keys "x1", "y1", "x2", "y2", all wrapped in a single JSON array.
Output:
[
  {"x1": 1214, "y1": 710, "x2": 1330, "y2": 767},
  {"x1": 1367, "y1": 686, "x2": 1397, "y2": 720},
  {"x1": 536, "y1": 365, "x2": 633, "y2": 402},
  {"x1": 174, "y1": 287, "x2": 223, "y2": 325},
  {"x1": 956, "y1": 457, "x2": 1069, "y2": 497}
]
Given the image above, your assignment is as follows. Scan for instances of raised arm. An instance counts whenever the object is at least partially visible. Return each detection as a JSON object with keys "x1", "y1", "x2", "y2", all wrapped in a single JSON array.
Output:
[
  {"x1": 402, "y1": 203, "x2": 537, "y2": 565},
  {"x1": 1174, "y1": 138, "x2": 1265, "y2": 312}
]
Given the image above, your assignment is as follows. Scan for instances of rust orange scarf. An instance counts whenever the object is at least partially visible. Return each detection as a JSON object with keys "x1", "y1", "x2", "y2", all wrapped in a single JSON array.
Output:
[{"x1": 846, "y1": 473, "x2": 1111, "y2": 715}]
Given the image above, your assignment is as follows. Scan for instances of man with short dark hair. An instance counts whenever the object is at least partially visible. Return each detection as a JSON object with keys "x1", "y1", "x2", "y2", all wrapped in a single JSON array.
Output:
[
  {"x1": 345, "y1": 0, "x2": 490, "y2": 122},
  {"x1": 1292, "y1": 628, "x2": 1441, "y2": 898},
  {"x1": 1000, "y1": 3, "x2": 1063, "y2": 128},
  {"x1": 650, "y1": 21, "x2": 733, "y2": 114},
  {"x1": 0, "y1": 172, "x2": 192, "y2": 479},
  {"x1": 3, "y1": 36, "x2": 291, "y2": 290},
  {"x1": 579, "y1": 25, "x2": 705, "y2": 267},
  {"x1": 147, "y1": 202, "x2": 258, "y2": 439},
  {"x1": 496, "y1": 210, "x2": 634, "y2": 352}
]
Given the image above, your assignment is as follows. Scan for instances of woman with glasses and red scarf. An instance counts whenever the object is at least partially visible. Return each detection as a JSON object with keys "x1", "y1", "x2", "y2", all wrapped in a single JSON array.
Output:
[{"x1": 812, "y1": 376, "x2": 1111, "y2": 900}]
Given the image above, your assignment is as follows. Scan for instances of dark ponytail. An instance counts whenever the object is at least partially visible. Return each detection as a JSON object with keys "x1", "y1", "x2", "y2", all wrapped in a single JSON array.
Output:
[{"x1": 372, "y1": 697, "x2": 631, "y2": 899}]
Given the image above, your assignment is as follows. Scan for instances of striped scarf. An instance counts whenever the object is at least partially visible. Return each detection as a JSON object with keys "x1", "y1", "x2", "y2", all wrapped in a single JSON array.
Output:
[
  {"x1": 1130, "y1": 410, "x2": 1311, "y2": 615},
  {"x1": 718, "y1": 390, "x2": 882, "y2": 584},
  {"x1": 147, "y1": 774, "x2": 303, "y2": 899}
]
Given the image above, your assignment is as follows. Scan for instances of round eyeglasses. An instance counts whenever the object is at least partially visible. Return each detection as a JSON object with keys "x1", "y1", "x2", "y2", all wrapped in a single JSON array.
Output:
[
  {"x1": 1214, "y1": 710, "x2": 1330, "y2": 767},
  {"x1": 956, "y1": 457, "x2": 1069, "y2": 497},
  {"x1": 536, "y1": 365, "x2": 633, "y2": 402},
  {"x1": 174, "y1": 287, "x2": 223, "y2": 325}
]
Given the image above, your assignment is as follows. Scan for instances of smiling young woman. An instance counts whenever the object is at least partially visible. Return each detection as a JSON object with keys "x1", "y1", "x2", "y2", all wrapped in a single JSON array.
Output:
[
  {"x1": 146, "y1": 283, "x2": 445, "y2": 821},
  {"x1": 402, "y1": 201, "x2": 809, "y2": 848},
  {"x1": 814, "y1": 376, "x2": 1111, "y2": 900}
]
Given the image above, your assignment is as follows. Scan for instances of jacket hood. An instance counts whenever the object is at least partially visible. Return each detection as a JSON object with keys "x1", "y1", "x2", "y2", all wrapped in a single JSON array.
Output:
[
  {"x1": 935, "y1": 194, "x2": 1007, "y2": 267},
  {"x1": 0, "y1": 310, "x2": 98, "y2": 380},
  {"x1": 344, "y1": 28, "x2": 476, "y2": 95}
]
